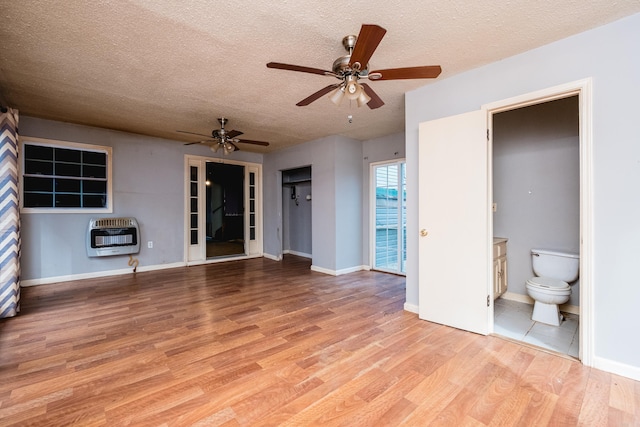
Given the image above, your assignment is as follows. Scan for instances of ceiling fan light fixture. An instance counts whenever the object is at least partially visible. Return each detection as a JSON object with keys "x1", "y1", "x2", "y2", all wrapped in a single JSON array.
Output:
[
  {"x1": 344, "y1": 76, "x2": 362, "y2": 100},
  {"x1": 329, "y1": 86, "x2": 346, "y2": 106},
  {"x1": 211, "y1": 143, "x2": 221, "y2": 153},
  {"x1": 268, "y1": 24, "x2": 442, "y2": 110},
  {"x1": 223, "y1": 142, "x2": 236, "y2": 155},
  {"x1": 356, "y1": 89, "x2": 371, "y2": 107}
]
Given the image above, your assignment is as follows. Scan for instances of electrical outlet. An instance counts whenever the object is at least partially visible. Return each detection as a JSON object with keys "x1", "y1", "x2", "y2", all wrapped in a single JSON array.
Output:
[{"x1": 147, "y1": 241, "x2": 153, "y2": 249}]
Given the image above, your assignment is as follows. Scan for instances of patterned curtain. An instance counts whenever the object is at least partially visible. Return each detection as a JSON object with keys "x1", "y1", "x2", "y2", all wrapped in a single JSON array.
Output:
[{"x1": 0, "y1": 107, "x2": 20, "y2": 318}]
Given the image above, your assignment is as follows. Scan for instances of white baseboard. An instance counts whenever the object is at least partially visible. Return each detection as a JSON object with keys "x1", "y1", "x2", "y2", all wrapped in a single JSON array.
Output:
[
  {"x1": 501, "y1": 291, "x2": 580, "y2": 315},
  {"x1": 186, "y1": 253, "x2": 262, "y2": 267},
  {"x1": 404, "y1": 303, "x2": 418, "y2": 314},
  {"x1": 263, "y1": 252, "x2": 281, "y2": 261},
  {"x1": 283, "y1": 250, "x2": 312, "y2": 259},
  {"x1": 310, "y1": 265, "x2": 336, "y2": 275},
  {"x1": 21, "y1": 261, "x2": 186, "y2": 287},
  {"x1": 310, "y1": 264, "x2": 368, "y2": 276},
  {"x1": 593, "y1": 356, "x2": 640, "y2": 382},
  {"x1": 501, "y1": 291, "x2": 532, "y2": 304},
  {"x1": 336, "y1": 265, "x2": 367, "y2": 275},
  {"x1": 21, "y1": 254, "x2": 267, "y2": 287}
]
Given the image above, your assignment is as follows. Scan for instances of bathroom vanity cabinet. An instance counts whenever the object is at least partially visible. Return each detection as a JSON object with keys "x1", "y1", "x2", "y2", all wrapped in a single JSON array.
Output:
[{"x1": 493, "y1": 238, "x2": 508, "y2": 299}]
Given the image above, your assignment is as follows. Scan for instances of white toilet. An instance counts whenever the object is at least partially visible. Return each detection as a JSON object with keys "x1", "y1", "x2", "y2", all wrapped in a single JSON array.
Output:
[{"x1": 525, "y1": 248, "x2": 579, "y2": 326}]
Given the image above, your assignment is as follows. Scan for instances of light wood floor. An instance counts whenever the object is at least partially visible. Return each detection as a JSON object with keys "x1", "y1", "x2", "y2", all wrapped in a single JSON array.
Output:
[{"x1": 1, "y1": 256, "x2": 638, "y2": 426}]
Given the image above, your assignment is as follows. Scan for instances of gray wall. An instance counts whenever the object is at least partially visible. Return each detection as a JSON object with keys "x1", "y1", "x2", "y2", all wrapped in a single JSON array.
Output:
[
  {"x1": 493, "y1": 97, "x2": 580, "y2": 306},
  {"x1": 21, "y1": 116, "x2": 385, "y2": 280},
  {"x1": 20, "y1": 117, "x2": 262, "y2": 281},
  {"x1": 282, "y1": 181, "x2": 312, "y2": 256},
  {"x1": 334, "y1": 137, "x2": 364, "y2": 270},
  {"x1": 405, "y1": 13, "x2": 640, "y2": 371},
  {"x1": 263, "y1": 135, "x2": 363, "y2": 272},
  {"x1": 361, "y1": 132, "x2": 406, "y2": 266},
  {"x1": 269, "y1": 131, "x2": 405, "y2": 269}
]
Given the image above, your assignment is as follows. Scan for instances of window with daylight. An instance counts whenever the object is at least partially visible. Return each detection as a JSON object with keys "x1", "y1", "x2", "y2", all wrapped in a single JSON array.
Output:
[
  {"x1": 21, "y1": 138, "x2": 112, "y2": 212},
  {"x1": 372, "y1": 161, "x2": 407, "y2": 275}
]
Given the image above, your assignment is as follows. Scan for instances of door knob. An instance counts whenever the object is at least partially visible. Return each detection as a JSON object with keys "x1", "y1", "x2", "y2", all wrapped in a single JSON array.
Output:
[{"x1": 420, "y1": 229, "x2": 428, "y2": 237}]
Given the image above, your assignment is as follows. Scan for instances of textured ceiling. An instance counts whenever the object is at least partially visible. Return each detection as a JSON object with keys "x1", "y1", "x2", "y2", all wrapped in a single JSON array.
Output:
[{"x1": 1, "y1": 1, "x2": 639, "y2": 153}]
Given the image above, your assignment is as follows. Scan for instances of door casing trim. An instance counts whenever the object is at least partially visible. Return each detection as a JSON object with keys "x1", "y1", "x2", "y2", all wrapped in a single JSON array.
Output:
[{"x1": 483, "y1": 78, "x2": 593, "y2": 366}]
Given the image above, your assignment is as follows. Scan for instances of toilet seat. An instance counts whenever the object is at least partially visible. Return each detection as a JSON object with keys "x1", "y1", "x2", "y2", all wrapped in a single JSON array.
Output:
[{"x1": 526, "y1": 276, "x2": 570, "y2": 291}]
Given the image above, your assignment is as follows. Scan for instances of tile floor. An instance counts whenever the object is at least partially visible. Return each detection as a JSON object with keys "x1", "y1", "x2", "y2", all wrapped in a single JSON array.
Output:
[{"x1": 494, "y1": 298, "x2": 579, "y2": 358}]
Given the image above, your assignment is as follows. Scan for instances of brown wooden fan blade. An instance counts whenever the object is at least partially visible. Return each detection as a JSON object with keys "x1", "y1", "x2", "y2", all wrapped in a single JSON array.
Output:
[
  {"x1": 237, "y1": 139, "x2": 269, "y2": 147},
  {"x1": 349, "y1": 24, "x2": 387, "y2": 70},
  {"x1": 267, "y1": 62, "x2": 333, "y2": 76},
  {"x1": 177, "y1": 130, "x2": 212, "y2": 138},
  {"x1": 227, "y1": 130, "x2": 243, "y2": 138},
  {"x1": 184, "y1": 140, "x2": 209, "y2": 146},
  {"x1": 370, "y1": 65, "x2": 442, "y2": 80},
  {"x1": 360, "y1": 83, "x2": 385, "y2": 109},
  {"x1": 296, "y1": 84, "x2": 341, "y2": 106}
]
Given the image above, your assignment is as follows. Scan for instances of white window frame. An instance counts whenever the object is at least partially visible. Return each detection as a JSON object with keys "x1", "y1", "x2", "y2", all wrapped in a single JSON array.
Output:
[
  {"x1": 370, "y1": 159, "x2": 407, "y2": 275},
  {"x1": 20, "y1": 136, "x2": 113, "y2": 214}
]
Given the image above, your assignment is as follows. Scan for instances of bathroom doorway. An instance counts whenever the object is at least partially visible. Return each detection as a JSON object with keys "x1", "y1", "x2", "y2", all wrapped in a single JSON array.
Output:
[
  {"x1": 416, "y1": 79, "x2": 592, "y2": 363},
  {"x1": 491, "y1": 96, "x2": 580, "y2": 357}
]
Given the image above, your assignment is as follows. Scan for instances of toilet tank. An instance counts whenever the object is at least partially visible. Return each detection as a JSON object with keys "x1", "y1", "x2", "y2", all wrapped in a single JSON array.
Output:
[{"x1": 531, "y1": 248, "x2": 580, "y2": 282}]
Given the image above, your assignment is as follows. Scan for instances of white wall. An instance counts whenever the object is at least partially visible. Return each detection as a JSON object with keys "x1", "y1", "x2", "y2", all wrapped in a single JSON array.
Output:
[
  {"x1": 19, "y1": 117, "x2": 262, "y2": 281},
  {"x1": 493, "y1": 97, "x2": 580, "y2": 305},
  {"x1": 406, "y1": 13, "x2": 640, "y2": 374}
]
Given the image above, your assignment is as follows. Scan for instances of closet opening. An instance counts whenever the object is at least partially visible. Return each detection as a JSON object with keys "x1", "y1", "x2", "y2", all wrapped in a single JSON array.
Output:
[{"x1": 281, "y1": 166, "x2": 312, "y2": 259}]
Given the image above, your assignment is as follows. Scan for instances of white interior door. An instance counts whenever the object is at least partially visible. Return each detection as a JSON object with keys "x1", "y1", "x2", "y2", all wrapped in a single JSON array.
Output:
[{"x1": 418, "y1": 110, "x2": 491, "y2": 335}]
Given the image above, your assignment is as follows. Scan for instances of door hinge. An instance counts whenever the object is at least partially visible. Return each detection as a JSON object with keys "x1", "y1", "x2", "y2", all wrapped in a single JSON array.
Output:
[
  {"x1": 487, "y1": 129, "x2": 490, "y2": 141},
  {"x1": 487, "y1": 295, "x2": 490, "y2": 307}
]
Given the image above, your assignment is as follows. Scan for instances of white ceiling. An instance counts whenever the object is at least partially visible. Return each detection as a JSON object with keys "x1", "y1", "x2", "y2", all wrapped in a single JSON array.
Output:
[{"x1": 1, "y1": 1, "x2": 639, "y2": 153}]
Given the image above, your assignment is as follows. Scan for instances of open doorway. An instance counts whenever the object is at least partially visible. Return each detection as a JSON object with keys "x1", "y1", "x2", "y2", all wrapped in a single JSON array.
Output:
[
  {"x1": 492, "y1": 96, "x2": 580, "y2": 357},
  {"x1": 206, "y1": 162, "x2": 245, "y2": 258},
  {"x1": 185, "y1": 155, "x2": 262, "y2": 264},
  {"x1": 281, "y1": 166, "x2": 312, "y2": 259},
  {"x1": 417, "y1": 79, "x2": 593, "y2": 363}
]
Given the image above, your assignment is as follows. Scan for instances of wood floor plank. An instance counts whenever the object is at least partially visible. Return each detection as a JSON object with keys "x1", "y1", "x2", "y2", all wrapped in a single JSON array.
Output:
[
  {"x1": 578, "y1": 372, "x2": 611, "y2": 426},
  {"x1": 341, "y1": 370, "x2": 426, "y2": 426},
  {"x1": 610, "y1": 374, "x2": 638, "y2": 416},
  {"x1": 0, "y1": 255, "x2": 638, "y2": 426},
  {"x1": 548, "y1": 360, "x2": 591, "y2": 425}
]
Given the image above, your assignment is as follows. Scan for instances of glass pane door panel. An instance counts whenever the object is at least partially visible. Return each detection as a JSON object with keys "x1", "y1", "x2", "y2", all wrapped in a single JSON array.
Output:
[{"x1": 373, "y1": 162, "x2": 406, "y2": 274}]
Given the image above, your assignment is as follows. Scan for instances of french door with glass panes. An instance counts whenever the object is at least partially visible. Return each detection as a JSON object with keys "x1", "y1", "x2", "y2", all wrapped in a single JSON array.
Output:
[
  {"x1": 185, "y1": 155, "x2": 262, "y2": 263},
  {"x1": 371, "y1": 160, "x2": 406, "y2": 274}
]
